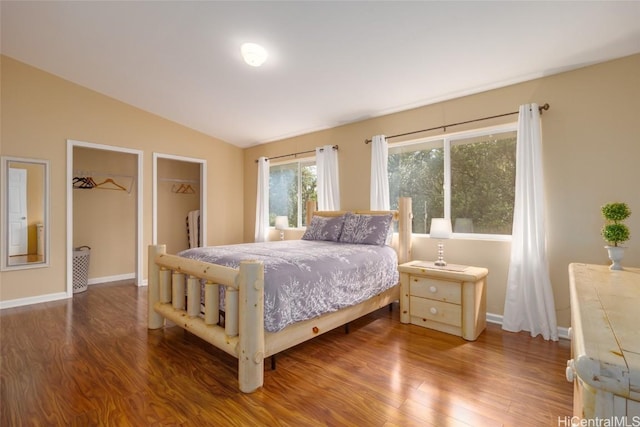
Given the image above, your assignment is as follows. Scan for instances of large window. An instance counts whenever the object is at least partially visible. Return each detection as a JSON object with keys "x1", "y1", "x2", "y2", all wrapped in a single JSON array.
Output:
[
  {"x1": 389, "y1": 124, "x2": 517, "y2": 237},
  {"x1": 269, "y1": 160, "x2": 316, "y2": 228}
]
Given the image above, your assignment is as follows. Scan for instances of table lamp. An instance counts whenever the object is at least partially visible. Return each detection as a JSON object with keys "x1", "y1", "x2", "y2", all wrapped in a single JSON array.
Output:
[
  {"x1": 430, "y1": 218, "x2": 452, "y2": 266},
  {"x1": 275, "y1": 216, "x2": 288, "y2": 241}
]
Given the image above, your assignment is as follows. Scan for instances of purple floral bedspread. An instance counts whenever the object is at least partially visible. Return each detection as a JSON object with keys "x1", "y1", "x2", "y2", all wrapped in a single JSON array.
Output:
[{"x1": 178, "y1": 240, "x2": 399, "y2": 332}]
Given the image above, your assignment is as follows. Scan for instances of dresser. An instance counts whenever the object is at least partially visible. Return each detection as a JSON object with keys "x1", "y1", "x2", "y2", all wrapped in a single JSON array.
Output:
[
  {"x1": 566, "y1": 263, "x2": 640, "y2": 420},
  {"x1": 399, "y1": 261, "x2": 488, "y2": 341}
]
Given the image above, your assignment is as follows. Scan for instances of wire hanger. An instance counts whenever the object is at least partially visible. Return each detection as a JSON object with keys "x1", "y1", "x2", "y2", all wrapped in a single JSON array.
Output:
[{"x1": 72, "y1": 176, "x2": 98, "y2": 189}]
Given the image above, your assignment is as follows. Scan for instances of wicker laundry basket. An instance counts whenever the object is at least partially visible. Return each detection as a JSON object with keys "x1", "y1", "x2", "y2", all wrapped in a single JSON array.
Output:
[{"x1": 73, "y1": 246, "x2": 91, "y2": 293}]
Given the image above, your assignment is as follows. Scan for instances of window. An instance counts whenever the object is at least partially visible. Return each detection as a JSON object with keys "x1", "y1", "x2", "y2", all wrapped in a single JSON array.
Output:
[
  {"x1": 269, "y1": 159, "x2": 316, "y2": 228},
  {"x1": 389, "y1": 124, "x2": 517, "y2": 237}
]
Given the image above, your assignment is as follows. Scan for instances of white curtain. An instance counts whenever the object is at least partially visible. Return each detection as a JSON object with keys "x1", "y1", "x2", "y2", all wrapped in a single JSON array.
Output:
[
  {"x1": 254, "y1": 157, "x2": 270, "y2": 242},
  {"x1": 316, "y1": 145, "x2": 340, "y2": 210},
  {"x1": 370, "y1": 135, "x2": 390, "y2": 210},
  {"x1": 502, "y1": 103, "x2": 558, "y2": 341}
]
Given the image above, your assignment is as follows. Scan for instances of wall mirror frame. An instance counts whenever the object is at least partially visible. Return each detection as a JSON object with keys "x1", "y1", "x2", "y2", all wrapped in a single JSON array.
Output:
[{"x1": 1, "y1": 156, "x2": 50, "y2": 271}]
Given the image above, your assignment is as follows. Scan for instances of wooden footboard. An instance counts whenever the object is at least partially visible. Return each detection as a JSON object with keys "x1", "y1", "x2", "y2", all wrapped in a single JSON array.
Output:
[{"x1": 148, "y1": 245, "x2": 265, "y2": 393}]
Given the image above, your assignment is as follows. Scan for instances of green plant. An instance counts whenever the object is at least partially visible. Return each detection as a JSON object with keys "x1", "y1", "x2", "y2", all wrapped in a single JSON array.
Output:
[{"x1": 601, "y1": 202, "x2": 631, "y2": 246}]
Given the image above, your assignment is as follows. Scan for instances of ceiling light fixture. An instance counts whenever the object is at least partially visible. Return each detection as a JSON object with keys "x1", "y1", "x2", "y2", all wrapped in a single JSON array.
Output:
[{"x1": 241, "y1": 42, "x2": 268, "y2": 67}]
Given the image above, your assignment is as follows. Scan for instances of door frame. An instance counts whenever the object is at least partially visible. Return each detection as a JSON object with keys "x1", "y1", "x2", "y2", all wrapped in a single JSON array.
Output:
[
  {"x1": 152, "y1": 152, "x2": 207, "y2": 247},
  {"x1": 66, "y1": 140, "x2": 144, "y2": 295}
]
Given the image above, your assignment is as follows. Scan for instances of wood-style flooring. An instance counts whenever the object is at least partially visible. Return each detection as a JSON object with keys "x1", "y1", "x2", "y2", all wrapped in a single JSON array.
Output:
[{"x1": 1, "y1": 280, "x2": 572, "y2": 426}]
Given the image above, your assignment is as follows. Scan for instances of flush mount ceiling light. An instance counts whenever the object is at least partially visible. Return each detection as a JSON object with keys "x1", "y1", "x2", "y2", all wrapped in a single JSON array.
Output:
[{"x1": 241, "y1": 42, "x2": 268, "y2": 67}]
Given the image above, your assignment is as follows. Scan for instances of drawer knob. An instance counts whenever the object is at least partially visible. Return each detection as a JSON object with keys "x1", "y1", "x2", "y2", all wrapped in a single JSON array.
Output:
[
  {"x1": 430, "y1": 307, "x2": 438, "y2": 315},
  {"x1": 429, "y1": 286, "x2": 437, "y2": 293},
  {"x1": 565, "y1": 359, "x2": 575, "y2": 382}
]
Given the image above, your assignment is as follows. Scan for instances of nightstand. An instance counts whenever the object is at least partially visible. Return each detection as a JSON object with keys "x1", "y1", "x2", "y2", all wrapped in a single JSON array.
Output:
[{"x1": 399, "y1": 260, "x2": 488, "y2": 341}]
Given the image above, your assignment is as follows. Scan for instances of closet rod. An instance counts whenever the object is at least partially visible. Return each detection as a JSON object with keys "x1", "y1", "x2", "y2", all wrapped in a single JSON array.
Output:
[
  {"x1": 255, "y1": 145, "x2": 338, "y2": 163},
  {"x1": 159, "y1": 178, "x2": 198, "y2": 184},
  {"x1": 73, "y1": 170, "x2": 134, "y2": 179},
  {"x1": 364, "y1": 103, "x2": 549, "y2": 144}
]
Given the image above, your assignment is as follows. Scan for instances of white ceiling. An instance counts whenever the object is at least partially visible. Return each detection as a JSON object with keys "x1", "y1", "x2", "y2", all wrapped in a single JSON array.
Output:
[{"x1": 2, "y1": 1, "x2": 640, "y2": 148}]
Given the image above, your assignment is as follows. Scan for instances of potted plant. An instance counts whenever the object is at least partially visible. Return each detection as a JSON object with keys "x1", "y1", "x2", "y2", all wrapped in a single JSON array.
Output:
[{"x1": 601, "y1": 202, "x2": 631, "y2": 270}]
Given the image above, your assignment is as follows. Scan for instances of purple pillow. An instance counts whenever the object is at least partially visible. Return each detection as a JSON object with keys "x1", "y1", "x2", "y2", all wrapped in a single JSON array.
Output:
[
  {"x1": 302, "y1": 215, "x2": 346, "y2": 242},
  {"x1": 339, "y1": 213, "x2": 393, "y2": 246}
]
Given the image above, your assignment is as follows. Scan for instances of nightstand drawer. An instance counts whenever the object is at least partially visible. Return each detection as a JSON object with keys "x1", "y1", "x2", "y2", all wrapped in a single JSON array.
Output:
[
  {"x1": 410, "y1": 276, "x2": 461, "y2": 304},
  {"x1": 410, "y1": 297, "x2": 462, "y2": 327}
]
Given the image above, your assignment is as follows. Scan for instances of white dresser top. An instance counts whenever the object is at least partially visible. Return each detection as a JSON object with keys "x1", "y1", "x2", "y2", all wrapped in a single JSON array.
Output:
[{"x1": 569, "y1": 263, "x2": 640, "y2": 400}]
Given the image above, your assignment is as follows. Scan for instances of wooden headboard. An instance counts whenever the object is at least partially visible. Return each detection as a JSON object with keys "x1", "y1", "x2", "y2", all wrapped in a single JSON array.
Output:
[{"x1": 305, "y1": 198, "x2": 412, "y2": 264}]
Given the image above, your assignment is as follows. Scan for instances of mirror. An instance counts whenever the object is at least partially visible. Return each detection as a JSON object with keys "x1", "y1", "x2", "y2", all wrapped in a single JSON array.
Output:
[{"x1": 1, "y1": 156, "x2": 50, "y2": 270}]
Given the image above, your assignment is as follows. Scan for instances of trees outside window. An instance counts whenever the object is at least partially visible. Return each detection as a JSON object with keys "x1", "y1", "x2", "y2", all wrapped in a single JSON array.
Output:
[
  {"x1": 269, "y1": 160, "x2": 316, "y2": 228},
  {"x1": 389, "y1": 125, "x2": 517, "y2": 237}
]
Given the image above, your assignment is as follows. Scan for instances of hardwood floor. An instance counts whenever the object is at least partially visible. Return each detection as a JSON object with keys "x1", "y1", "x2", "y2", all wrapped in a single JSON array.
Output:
[{"x1": 1, "y1": 280, "x2": 572, "y2": 426}]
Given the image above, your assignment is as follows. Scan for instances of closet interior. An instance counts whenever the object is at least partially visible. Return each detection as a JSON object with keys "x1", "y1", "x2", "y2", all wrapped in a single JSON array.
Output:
[{"x1": 72, "y1": 147, "x2": 137, "y2": 284}]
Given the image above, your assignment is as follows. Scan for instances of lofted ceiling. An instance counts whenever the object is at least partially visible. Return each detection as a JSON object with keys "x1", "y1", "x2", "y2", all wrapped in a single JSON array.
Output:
[{"x1": 2, "y1": 1, "x2": 640, "y2": 148}]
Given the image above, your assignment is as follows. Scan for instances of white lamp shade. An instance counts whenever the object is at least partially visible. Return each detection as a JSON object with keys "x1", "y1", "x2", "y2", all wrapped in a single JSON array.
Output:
[
  {"x1": 430, "y1": 218, "x2": 452, "y2": 239},
  {"x1": 454, "y1": 218, "x2": 474, "y2": 233},
  {"x1": 275, "y1": 216, "x2": 288, "y2": 230}
]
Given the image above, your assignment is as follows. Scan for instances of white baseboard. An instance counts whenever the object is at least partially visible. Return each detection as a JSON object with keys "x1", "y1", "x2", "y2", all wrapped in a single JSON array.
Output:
[
  {"x1": 1, "y1": 273, "x2": 138, "y2": 310},
  {"x1": 486, "y1": 312, "x2": 570, "y2": 340},
  {"x1": 87, "y1": 273, "x2": 135, "y2": 285},
  {"x1": 0, "y1": 292, "x2": 69, "y2": 310}
]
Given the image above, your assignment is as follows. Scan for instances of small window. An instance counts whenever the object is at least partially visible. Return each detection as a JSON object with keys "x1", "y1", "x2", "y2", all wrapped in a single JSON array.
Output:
[{"x1": 269, "y1": 160, "x2": 316, "y2": 228}]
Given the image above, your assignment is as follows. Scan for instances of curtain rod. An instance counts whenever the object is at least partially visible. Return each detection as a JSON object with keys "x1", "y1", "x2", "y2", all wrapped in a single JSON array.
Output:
[
  {"x1": 364, "y1": 103, "x2": 549, "y2": 144},
  {"x1": 255, "y1": 144, "x2": 338, "y2": 163}
]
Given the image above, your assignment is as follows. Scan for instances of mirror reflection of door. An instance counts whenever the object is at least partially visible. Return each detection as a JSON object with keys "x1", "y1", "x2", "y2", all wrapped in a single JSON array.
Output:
[
  {"x1": 8, "y1": 168, "x2": 28, "y2": 256},
  {"x1": 4, "y1": 159, "x2": 47, "y2": 268}
]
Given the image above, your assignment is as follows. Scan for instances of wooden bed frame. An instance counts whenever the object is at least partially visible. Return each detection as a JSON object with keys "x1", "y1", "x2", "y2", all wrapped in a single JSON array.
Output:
[{"x1": 147, "y1": 197, "x2": 412, "y2": 393}]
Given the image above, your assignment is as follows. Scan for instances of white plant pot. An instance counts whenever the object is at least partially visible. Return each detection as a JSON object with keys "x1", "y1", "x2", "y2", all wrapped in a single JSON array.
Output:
[{"x1": 605, "y1": 245, "x2": 626, "y2": 271}]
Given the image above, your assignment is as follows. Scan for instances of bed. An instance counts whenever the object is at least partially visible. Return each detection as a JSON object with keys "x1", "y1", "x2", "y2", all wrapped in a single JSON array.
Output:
[{"x1": 147, "y1": 197, "x2": 412, "y2": 393}]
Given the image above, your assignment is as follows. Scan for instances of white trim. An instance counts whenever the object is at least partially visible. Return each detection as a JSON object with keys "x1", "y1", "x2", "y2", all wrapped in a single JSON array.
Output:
[
  {"x1": 152, "y1": 152, "x2": 207, "y2": 247},
  {"x1": 67, "y1": 140, "x2": 144, "y2": 294},
  {"x1": 389, "y1": 122, "x2": 518, "y2": 150},
  {"x1": 0, "y1": 292, "x2": 68, "y2": 310},
  {"x1": 486, "y1": 312, "x2": 570, "y2": 340},
  {"x1": 87, "y1": 272, "x2": 135, "y2": 285},
  {"x1": 269, "y1": 155, "x2": 316, "y2": 167}
]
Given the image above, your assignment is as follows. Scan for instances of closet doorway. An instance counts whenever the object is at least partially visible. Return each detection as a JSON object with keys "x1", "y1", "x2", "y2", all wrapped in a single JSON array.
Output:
[
  {"x1": 66, "y1": 140, "x2": 144, "y2": 294},
  {"x1": 152, "y1": 153, "x2": 207, "y2": 253}
]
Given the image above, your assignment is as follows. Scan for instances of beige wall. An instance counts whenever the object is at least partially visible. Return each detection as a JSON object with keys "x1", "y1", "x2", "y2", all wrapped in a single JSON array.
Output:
[
  {"x1": 1, "y1": 55, "x2": 244, "y2": 303},
  {"x1": 244, "y1": 54, "x2": 640, "y2": 328}
]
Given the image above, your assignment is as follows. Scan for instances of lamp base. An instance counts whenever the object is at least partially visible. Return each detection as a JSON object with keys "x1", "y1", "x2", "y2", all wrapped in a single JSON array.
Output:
[{"x1": 434, "y1": 241, "x2": 447, "y2": 266}]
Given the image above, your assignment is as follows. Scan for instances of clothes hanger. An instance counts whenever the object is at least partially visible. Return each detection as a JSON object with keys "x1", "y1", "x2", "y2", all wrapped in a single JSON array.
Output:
[
  {"x1": 72, "y1": 176, "x2": 96, "y2": 189},
  {"x1": 172, "y1": 183, "x2": 187, "y2": 193},
  {"x1": 94, "y1": 177, "x2": 127, "y2": 191}
]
